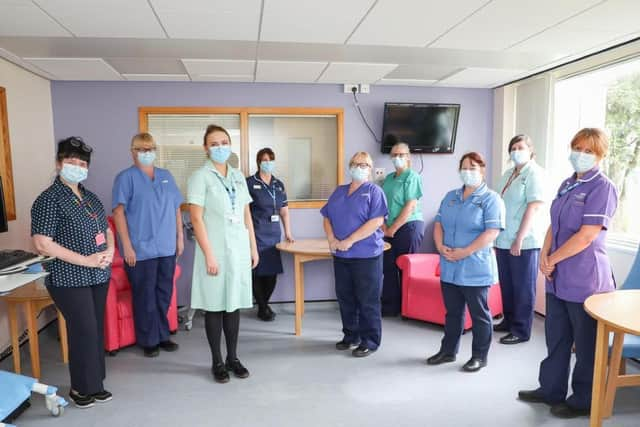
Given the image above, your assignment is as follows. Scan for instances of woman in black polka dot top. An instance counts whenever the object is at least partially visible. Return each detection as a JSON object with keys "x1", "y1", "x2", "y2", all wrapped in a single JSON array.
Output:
[{"x1": 31, "y1": 137, "x2": 115, "y2": 409}]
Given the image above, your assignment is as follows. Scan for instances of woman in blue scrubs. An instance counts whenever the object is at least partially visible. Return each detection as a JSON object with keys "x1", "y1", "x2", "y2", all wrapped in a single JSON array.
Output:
[
  {"x1": 427, "y1": 152, "x2": 504, "y2": 372},
  {"x1": 247, "y1": 148, "x2": 294, "y2": 321},
  {"x1": 321, "y1": 152, "x2": 388, "y2": 357}
]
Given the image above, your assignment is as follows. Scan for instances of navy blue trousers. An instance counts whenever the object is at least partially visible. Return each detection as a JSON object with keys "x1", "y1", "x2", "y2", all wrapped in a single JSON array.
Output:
[
  {"x1": 48, "y1": 282, "x2": 108, "y2": 395},
  {"x1": 440, "y1": 282, "x2": 492, "y2": 359},
  {"x1": 333, "y1": 255, "x2": 383, "y2": 350},
  {"x1": 538, "y1": 293, "x2": 597, "y2": 409},
  {"x1": 382, "y1": 220, "x2": 424, "y2": 315},
  {"x1": 495, "y1": 248, "x2": 540, "y2": 340},
  {"x1": 125, "y1": 256, "x2": 175, "y2": 348}
]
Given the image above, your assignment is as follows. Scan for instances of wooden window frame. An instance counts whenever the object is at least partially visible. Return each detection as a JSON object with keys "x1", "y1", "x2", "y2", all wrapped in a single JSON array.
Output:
[
  {"x1": 0, "y1": 87, "x2": 16, "y2": 221},
  {"x1": 139, "y1": 106, "x2": 344, "y2": 209}
]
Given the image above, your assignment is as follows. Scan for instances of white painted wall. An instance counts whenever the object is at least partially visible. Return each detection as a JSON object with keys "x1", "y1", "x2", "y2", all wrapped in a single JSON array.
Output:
[{"x1": 0, "y1": 57, "x2": 55, "y2": 355}]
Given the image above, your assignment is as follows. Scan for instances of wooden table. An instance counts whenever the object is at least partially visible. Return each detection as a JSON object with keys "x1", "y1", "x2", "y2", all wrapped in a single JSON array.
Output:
[
  {"x1": 0, "y1": 280, "x2": 68, "y2": 379},
  {"x1": 585, "y1": 290, "x2": 640, "y2": 427},
  {"x1": 277, "y1": 239, "x2": 390, "y2": 336}
]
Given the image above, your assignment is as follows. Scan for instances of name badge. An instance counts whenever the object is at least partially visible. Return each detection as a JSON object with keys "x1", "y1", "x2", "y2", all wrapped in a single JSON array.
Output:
[
  {"x1": 270, "y1": 215, "x2": 280, "y2": 223},
  {"x1": 95, "y1": 232, "x2": 106, "y2": 246},
  {"x1": 226, "y1": 214, "x2": 241, "y2": 224},
  {"x1": 253, "y1": 185, "x2": 261, "y2": 189}
]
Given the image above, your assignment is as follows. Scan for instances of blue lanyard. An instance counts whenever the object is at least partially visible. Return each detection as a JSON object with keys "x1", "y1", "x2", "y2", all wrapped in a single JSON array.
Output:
[
  {"x1": 256, "y1": 176, "x2": 277, "y2": 214},
  {"x1": 557, "y1": 180, "x2": 582, "y2": 198},
  {"x1": 213, "y1": 173, "x2": 237, "y2": 212}
]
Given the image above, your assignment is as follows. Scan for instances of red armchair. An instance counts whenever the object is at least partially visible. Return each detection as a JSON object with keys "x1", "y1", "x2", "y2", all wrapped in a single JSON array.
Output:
[
  {"x1": 397, "y1": 253, "x2": 503, "y2": 329},
  {"x1": 104, "y1": 217, "x2": 181, "y2": 354}
]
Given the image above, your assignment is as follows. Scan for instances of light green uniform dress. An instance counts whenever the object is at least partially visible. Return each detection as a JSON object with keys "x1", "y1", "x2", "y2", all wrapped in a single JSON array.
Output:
[{"x1": 187, "y1": 161, "x2": 253, "y2": 312}]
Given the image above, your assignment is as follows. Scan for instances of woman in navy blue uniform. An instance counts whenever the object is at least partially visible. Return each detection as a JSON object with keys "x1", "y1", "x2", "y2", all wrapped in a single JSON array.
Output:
[{"x1": 247, "y1": 148, "x2": 294, "y2": 321}]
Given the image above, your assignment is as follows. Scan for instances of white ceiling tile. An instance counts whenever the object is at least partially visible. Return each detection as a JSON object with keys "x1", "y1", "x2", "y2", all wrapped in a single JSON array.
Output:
[
  {"x1": 431, "y1": 0, "x2": 601, "y2": 50},
  {"x1": 317, "y1": 62, "x2": 398, "y2": 84},
  {"x1": 181, "y1": 59, "x2": 255, "y2": 79},
  {"x1": 385, "y1": 64, "x2": 462, "y2": 81},
  {"x1": 191, "y1": 74, "x2": 254, "y2": 82},
  {"x1": 261, "y1": 0, "x2": 375, "y2": 44},
  {"x1": 437, "y1": 67, "x2": 525, "y2": 88},
  {"x1": 377, "y1": 78, "x2": 437, "y2": 86},
  {"x1": 106, "y1": 58, "x2": 186, "y2": 74},
  {"x1": 347, "y1": 0, "x2": 488, "y2": 47},
  {"x1": 34, "y1": 0, "x2": 165, "y2": 38},
  {"x1": 23, "y1": 58, "x2": 123, "y2": 80},
  {"x1": 255, "y1": 60, "x2": 327, "y2": 83},
  {"x1": 0, "y1": 0, "x2": 71, "y2": 36},
  {"x1": 122, "y1": 74, "x2": 190, "y2": 81},
  {"x1": 150, "y1": 0, "x2": 261, "y2": 40}
]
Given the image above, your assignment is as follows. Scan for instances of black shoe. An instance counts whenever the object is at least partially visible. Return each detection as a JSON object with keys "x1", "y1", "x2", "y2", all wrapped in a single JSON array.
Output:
[
  {"x1": 462, "y1": 357, "x2": 487, "y2": 372},
  {"x1": 143, "y1": 346, "x2": 159, "y2": 357},
  {"x1": 550, "y1": 402, "x2": 590, "y2": 418},
  {"x1": 226, "y1": 359, "x2": 250, "y2": 378},
  {"x1": 493, "y1": 321, "x2": 509, "y2": 332},
  {"x1": 381, "y1": 311, "x2": 399, "y2": 318},
  {"x1": 517, "y1": 389, "x2": 548, "y2": 404},
  {"x1": 69, "y1": 390, "x2": 95, "y2": 409},
  {"x1": 212, "y1": 363, "x2": 230, "y2": 383},
  {"x1": 91, "y1": 390, "x2": 112, "y2": 403},
  {"x1": 426, "y1": 351, "x2": 456, "y2": 365},
  {"x1": 335, "y1": 340, "x2": 360, "y2": 351},
  {"x1": 257, "y1": 306, "x2": 276, "y2": 321},
  {"x1": 159, "y1": 340, "x2": 179, "y2": 352},
  {"x1": 352, "y1": 345, "x2": 375, "y2": 358},
  {"x1": 500, "y1": 333, "x2": 528, "y2": 345}
]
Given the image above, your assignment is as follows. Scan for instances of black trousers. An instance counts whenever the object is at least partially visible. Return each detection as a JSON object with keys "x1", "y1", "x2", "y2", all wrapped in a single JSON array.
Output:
[
  {"x1": 252, "y1": 273, "x2": 277, "y2": 309},
  {"x1": 47, "y1": 282, "x2": 108, "y2": 395}
]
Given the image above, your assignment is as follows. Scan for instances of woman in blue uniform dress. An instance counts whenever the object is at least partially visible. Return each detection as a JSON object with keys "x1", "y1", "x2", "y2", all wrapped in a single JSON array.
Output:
[{"x1": 247, "y1": 148, "x2": 294, "y2": 321}]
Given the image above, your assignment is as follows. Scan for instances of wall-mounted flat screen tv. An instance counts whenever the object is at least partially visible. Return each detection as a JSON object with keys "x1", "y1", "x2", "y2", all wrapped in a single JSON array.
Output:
[{"x1": 381, "y1": 103, "x2": 460, "y2": 154}]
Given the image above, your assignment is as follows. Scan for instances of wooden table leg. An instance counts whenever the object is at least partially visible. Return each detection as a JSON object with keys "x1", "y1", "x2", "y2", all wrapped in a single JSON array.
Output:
[
  {"x1": 294, "y1": 255, "x2": 303, "y2": 336},
  {"x1": 57, "y1": 309, "x2": 69, "y2": 364},
  {"x1": 603, "y1": 331, "x2": 624, "y2": 418},
  {"x1": 7, "y1": 302, "x2": 21, "y2": 374},
  {"x1": 590, "y1": 321, "x2": 609, "y2": 427},
  {"x1": 25, "y1": 301, "x2": 41, "y2": 379}
]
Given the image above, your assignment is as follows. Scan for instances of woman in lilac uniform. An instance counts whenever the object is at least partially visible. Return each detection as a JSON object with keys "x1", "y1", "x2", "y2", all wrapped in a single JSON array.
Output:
[
  {"x1": 321, "y1": 152, "x2": 388, "y2": 358},
  {"x1": 518, "y1": 128, "x2": 618, "y2": 419}
]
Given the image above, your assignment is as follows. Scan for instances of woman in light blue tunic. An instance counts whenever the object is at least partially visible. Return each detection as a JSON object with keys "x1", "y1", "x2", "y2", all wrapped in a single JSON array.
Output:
[{"x1": 188, "y1": 124, "x2": 259, "y2": 384}]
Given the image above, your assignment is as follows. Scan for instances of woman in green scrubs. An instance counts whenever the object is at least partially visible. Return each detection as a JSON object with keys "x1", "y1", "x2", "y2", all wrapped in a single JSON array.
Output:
[{"x1": 188, "y1": 124, "x2": 259, "y2": 384}]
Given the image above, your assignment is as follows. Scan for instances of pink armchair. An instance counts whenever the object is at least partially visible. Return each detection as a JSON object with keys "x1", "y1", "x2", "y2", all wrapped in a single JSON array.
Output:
[{"x1": 397, "y1": 253, "x2": 503, "y2": 329}]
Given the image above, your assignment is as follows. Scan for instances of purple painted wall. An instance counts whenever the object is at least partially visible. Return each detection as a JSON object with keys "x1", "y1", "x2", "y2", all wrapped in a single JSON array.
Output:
[{"x1": 50, "y1": 81, "x2": 493, "y2": 304}]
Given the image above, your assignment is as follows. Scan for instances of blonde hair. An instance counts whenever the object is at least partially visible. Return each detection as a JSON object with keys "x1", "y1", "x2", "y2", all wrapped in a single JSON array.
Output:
[
  {"x1": 391, "y1": 141, "x2": 411, "y2": 168},
  {"x1": 570, "y1": 128, "x2": 609, "y2": 159},
  {"x1": 349, "y1": 151, "x2": 373, "y2": 168},
  {"x1": 131, "y1": 132, "x2": 156, "y2": 150}
]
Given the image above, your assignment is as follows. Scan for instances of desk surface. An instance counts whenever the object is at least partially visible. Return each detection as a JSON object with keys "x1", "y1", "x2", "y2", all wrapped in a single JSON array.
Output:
[
  {"x1": 584, "y1": 290, "x2": 640, "y2": 335},
  {"x1": 0, "y1": 272, "x2": 48, "y2": 295},
  {"x1": 276, "y1": 239, "x2": 391, "y2": 257}
]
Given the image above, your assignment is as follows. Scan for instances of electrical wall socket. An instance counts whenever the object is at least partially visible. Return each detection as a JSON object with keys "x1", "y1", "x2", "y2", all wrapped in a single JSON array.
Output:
[
  {"x1": 359, "y1": 84, "x2": 370, "y2": 93},
  {"x1": 374, "y1": 167, "x2": 386, "y2": 180},
  {"x1": 343, "y1": 84, "x2": 359, "y2": 93}
]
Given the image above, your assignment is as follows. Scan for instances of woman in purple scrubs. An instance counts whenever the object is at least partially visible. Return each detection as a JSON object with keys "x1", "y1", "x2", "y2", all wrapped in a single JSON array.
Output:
[
  {"x1": 518, "y1": 128, "x2": 618, "y2": 419},
  {"x1": 321, "y1": 152, "x2": 388, "y2": 358}
]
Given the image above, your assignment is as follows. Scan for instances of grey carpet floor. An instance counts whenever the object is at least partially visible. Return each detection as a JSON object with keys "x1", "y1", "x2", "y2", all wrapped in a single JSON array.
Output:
[{"x1": 1, "y1": 302, "x2": 639, "y2": 427}]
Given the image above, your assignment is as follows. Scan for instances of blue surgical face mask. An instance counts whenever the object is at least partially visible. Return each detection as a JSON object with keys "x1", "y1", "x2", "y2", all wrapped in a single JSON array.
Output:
[
  {"x1": 209, "y1": 145, "x2": 231, "y2": 164},
  {"x1": 392, "y1": 156, "x2": 406, "y2": 169},
  {"x1": 459, "y1": 169, "x2": 482, "y2": 187},
  {"x1": 349, "y1": 167, "x2": 369, "y2": 182},
  {"x1": 137, "y1": 150, "x2": 156, "y2": 166},
  {"x1": 60, "y1": 163, "x2": 88, "y2": 184},
  {"x1": 510, "y1": 150, "x2": 530, "y2": 166},
  {"x1": 260, "y1": 160, "x2": 275, "y2": 174},
  {"x1": 569, "y1": 150, "x2": 597, "y2": 173}
]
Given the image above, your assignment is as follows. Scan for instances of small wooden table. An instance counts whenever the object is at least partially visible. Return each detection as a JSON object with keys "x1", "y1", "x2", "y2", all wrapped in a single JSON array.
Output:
[
  {"x1": 585, "y1": 290, "x2": 640, "y2": 427},
  {"x1": 0, "y1": 280, "x2": 68, "y2": 380},
  {"x1": 277, "y1": 239, "x2": 390, "y2": 336}
]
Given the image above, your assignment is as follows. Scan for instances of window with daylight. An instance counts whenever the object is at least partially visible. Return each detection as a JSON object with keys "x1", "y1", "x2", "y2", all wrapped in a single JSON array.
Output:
[
  {"x1": 553, "y1": 58, "x2": 640, "y2": 247},
  {"x1": 139, "y1": 107, "x2": 344, "y2": 209}
]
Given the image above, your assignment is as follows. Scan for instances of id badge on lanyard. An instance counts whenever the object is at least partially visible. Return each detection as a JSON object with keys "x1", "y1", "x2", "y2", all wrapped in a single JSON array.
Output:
[{"x1": 258, "y1": 177, "x2": 280, "y2": 223}]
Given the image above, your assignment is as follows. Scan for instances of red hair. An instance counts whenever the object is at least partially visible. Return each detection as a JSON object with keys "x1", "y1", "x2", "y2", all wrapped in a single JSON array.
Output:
[{"x1": 459, "y1": 152, "x2": 486, "y2": 170}]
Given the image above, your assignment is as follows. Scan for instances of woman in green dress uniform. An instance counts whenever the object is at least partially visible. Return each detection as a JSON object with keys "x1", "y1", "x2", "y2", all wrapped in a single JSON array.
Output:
[{"x1": 188, "y1": 124, "x2": 259, "y2": 384}]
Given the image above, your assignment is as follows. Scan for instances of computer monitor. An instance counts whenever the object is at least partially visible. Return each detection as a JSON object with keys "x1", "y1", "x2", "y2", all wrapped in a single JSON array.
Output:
[{"x1": 0, "y1": 176, "x2": 8, "y2": 233}]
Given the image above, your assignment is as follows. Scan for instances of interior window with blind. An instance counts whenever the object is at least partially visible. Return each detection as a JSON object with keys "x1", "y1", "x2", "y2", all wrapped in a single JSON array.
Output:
[
  {"x1": 147, "y1": 114, "x2": 242, "y2": 197},
  {"x1": 248, "y1": 115, "x2": 338, "y2": 202}
]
